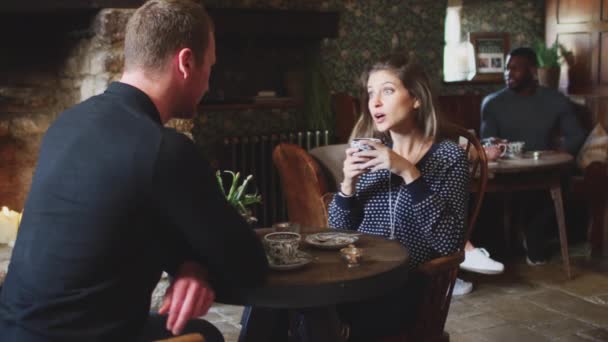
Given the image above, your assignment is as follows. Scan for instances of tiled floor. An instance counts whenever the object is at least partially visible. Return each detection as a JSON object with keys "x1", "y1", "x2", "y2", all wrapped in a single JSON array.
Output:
[
  {"x1": 2, "y1": 243, "x2": 607, "y2": 341},
  {"x1": 209, "y1": 244, "x2": 608, "y2": 342}
]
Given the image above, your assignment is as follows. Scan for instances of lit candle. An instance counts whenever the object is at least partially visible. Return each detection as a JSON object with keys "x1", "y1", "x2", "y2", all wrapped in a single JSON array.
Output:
[{"x1": 0, "y1": 206, "x2": 21, "y2": 244}]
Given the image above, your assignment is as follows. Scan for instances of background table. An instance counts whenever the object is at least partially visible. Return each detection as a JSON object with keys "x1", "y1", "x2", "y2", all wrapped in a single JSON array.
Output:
[
  {"x1": 221, "y1": 227, "x2": 409, "y2": 342},
  {"x1": 486, "y1": 152, "x2": 574, "y2": 278}
]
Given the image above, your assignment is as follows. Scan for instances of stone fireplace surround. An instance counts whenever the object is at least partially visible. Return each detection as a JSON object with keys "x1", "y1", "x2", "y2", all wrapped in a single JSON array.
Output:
[
  {"x1": 0, "y1": 4, "x2": 338, "y2": 210},
  {"x1": 0, "y1": 9, "x2": 132, "y2": 210}
]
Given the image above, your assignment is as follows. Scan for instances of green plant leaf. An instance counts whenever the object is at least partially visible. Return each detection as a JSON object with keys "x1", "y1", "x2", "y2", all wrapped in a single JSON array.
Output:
[
  {"x1": 535, "y1": 38, "x2": 568, "y2": 68},
  {"x1": 236, "y1": 202, "x2": 248, "y2": 216},
  {"x1": 215, "y1": 170, "x2": 225, "y2": 196},
  {"x1": 242, "y1": 193, "x2": 263, "y2": 206},
  {"x1": 234, "y1": 175, "x2": 253, "y2": 202},
  {"x1": 216, "y1": 170, "x2": 262, "y2": 215},
  {"x1": 224, "y1": 170, "x2": 239, "y2": 203}
]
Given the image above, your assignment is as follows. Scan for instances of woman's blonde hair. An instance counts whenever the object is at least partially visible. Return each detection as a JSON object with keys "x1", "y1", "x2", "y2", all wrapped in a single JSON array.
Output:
[{"x1": 349, "y1": 53, "x2": 438, "y2": 143}]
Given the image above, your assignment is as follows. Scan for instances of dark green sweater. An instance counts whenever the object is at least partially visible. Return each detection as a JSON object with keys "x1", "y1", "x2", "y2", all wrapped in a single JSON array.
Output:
[{"x1": 481, "y1": 86, "x2": 585, "y2": 156}]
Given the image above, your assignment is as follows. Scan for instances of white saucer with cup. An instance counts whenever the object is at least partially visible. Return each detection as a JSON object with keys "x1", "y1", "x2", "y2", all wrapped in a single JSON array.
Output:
[{"x1": 505, "y1": 141, "x2": 525, "y2": 158}]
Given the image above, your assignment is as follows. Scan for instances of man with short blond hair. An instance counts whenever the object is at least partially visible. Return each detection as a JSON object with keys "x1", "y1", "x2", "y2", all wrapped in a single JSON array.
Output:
[
  {"x1": 0, "y1": 1, "x2": 268, "y2": 341},
  {"x1": 124, "y1": 0, "x2": 213, "y2": 72}
]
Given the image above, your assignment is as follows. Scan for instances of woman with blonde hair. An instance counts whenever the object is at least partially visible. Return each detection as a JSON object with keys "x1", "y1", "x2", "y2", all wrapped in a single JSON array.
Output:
[{"x1": 328, "y1": 53, "x2": 469, "y2": 340}]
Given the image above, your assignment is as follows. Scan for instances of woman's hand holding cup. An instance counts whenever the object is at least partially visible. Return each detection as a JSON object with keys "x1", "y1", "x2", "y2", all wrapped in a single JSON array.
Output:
[
  {"x1": 341, "y1": 138, "x2": 382, "y2": 195},
  {"x1": 341, "y1": 146, "x2": 370, "y2": 195},
  {"x1": 484, "y1": 143, "x2": 507, "y2": 161},
  {"x1": 355, "y1": 140, "x2": 421, "y2": 184}
]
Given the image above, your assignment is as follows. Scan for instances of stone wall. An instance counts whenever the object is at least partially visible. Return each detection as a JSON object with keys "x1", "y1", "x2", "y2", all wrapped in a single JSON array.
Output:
[
  {"x1": 0, "y1": 8, "x2": 198, "y2": 210},
  {"x1": 0, "y1": 9, "x2": 132, "y2": 210}
]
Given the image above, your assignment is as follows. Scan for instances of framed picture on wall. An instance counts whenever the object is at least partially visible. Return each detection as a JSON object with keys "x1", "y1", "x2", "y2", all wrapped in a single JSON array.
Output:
[{"x1": 469, "y1": 32, "x2": 510, "y2": 82}]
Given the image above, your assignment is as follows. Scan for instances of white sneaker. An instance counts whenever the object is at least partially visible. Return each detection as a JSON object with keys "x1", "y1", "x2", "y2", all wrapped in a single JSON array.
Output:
[
  {"x1": 460, "y1": 248, "x2": 504, "y2": 275},
  {"x1": 452, "y1": 278, "x2": 473, "y2": 296}
]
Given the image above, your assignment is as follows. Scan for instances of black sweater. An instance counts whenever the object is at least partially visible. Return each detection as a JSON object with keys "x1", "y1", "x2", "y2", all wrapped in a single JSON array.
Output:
[{"x1": 0, "y1": 82, "x2": 268, "y2": 341}]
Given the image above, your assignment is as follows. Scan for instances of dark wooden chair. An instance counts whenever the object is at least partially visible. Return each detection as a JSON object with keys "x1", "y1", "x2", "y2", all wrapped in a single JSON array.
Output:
[
  {"x1": 438, "y1": 122, "x2": 490, "y2": 244},
  {"x1": 379, "y1": 123, "x2": 489, "y2": 342},
  {"x1": 275, "y1": 124, "x2": 488, "y2": 342}
]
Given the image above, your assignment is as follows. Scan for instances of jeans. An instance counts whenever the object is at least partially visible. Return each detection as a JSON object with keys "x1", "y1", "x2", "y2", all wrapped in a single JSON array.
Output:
[{"x1": 138, "y1": 313, "x2": 224, "y2": 342}]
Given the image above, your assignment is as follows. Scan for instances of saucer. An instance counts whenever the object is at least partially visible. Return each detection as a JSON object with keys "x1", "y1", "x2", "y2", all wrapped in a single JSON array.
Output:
[
  {"x1": 268, "y1": 251, "x2": 313, "y2": 271},
  {"x1": 305, "y1": 232, "x2": 359, "y2": 250}
]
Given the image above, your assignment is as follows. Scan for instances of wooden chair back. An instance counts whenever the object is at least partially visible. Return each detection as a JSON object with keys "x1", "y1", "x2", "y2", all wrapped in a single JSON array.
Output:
[
  {"x1": 272, "y1": 143, "x2": 331, "y2": 231},
  {"x1": 438, "y1": 122, "x2": 489, "y2": 242},
  {"x1": 387, "y1": 123, "x2": 488, "y2": 342},
  {"x1": 437, "y1": 94, "x2": 483, "y2": 134},
  {"x1": 156, "y1": 333, "x2": 205, "y2": 342}
]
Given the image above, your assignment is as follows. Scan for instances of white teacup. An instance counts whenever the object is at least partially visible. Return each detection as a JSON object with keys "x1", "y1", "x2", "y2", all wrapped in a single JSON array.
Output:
[
  {"x1": 264, "y1": 232, "x2": 301, "y2": 265},
  {"x1": 506, "y1": 141, "x2": 525, "y2": 157},
  {"x1": 351, "y1": 138, "x2": 382, "y2": 151}
]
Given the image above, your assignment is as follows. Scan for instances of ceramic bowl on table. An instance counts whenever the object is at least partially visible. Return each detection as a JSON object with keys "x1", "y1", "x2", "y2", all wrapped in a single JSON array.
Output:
[{"x1": 305, "y1": 231, "x2": 359, "y2": 250}]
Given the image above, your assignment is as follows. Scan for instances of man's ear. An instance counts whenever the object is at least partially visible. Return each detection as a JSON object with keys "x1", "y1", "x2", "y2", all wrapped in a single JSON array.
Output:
[{"x1": 177, "y1": 48, "x2": 194, "y2": 80}]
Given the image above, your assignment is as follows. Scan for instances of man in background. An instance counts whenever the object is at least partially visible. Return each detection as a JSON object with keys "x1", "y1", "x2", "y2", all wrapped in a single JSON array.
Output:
[
  {"x1": 481, "y1": 47, "x2": 585, "y2": 264},
  {"x1": 0, "y1": 1, "x2": 268, "y2": 341}
]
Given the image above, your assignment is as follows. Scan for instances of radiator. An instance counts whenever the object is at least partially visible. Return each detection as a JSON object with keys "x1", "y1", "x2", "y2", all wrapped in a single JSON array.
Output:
[{"x1": 217, "y1": 130, "x2": 331, "y2": 227}]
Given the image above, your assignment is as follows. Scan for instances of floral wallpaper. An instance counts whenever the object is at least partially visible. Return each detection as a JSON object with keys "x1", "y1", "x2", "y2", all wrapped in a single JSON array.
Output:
[
  {"x1": 461, "y1": 0, "x2": 544, "y2": 49},
  {"x1": 443, "y1": 0, "x2": 545, "y2": 95},
  {"x1": 195, "y1": 0, "x2": 545, "y2": 158},
  {"x1": 320, "y1": 0, "x2": 447, "y2": 96},
  {"x1": 204, "y1": 0, "x2": 447, "y2": 95},
  {"x1": 196, "y1": 0, "x2": 448, "y2": 157}
]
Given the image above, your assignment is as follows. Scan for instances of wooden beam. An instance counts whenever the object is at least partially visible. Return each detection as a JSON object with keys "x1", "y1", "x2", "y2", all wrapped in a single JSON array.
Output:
[
  {"x1": 208, "y1": 8, "x2": 339, "y2": 39},
  {"x1": 0, "y1": 5, "x2": 340, "y2": 40},
  {"x1": 0, "y1": 0, "x2": 145, "y2": 12}
]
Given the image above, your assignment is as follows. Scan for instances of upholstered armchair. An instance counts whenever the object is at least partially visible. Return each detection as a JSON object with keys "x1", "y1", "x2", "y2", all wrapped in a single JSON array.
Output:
[{"x1": 272, "y1": 143, "x2": 331, "y2": 232}]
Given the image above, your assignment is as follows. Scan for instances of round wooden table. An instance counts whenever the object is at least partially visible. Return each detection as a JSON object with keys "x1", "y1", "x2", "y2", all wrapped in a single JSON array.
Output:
[
  {"x1": 488, "y1": 151, "x2": 573, "y2": 174},
  {"x1": 485, "y1": 151, "x2": 574, "y2": 278},
  {"x1": 221, "y1": 227, "x2": 409, "y2": 342}
]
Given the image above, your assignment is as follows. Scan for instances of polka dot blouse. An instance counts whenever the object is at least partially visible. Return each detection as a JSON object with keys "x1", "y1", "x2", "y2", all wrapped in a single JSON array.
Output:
[{"x1": 329, "y1": 140, "x2": 469, "y2": 269}]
